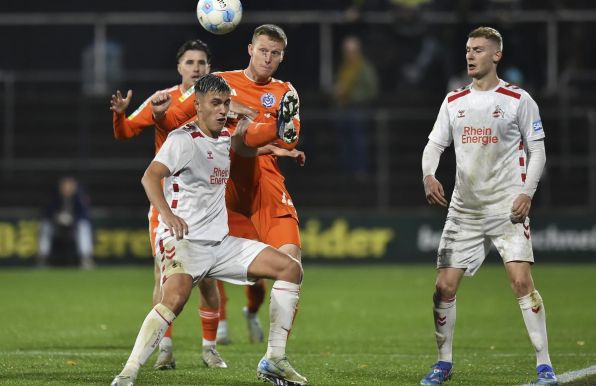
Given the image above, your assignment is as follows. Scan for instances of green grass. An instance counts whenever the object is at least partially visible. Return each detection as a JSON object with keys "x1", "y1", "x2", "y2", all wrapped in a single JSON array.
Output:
[{"x1": 0, "y1": 264, "x2": 595, "y2": 385}]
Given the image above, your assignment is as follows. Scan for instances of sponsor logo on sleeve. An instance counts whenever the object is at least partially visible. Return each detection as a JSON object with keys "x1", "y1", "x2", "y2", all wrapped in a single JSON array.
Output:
[{"x1": 532, "y1": 120, "x2": 543, "y2": 132}]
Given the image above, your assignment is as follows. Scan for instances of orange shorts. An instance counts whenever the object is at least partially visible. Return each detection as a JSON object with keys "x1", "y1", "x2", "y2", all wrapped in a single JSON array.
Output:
[
  {"x1": 149, "y1": 206, "x2": 160, "y2": 257},
  {"x1": 251, "y1": 213, "x2": 301, "y2": 249},
  {"x1": 227, "y1": 210, "x2": 260, "y2": 241}
]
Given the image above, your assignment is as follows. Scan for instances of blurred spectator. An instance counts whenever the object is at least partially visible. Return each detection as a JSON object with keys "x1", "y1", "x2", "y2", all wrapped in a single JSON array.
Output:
[
  {"x1": 333, "y1": 35, "x2": 379, "y2": 180},
  {"x1": 37, "y1": 176, "x2": 95, "y2": 269}
]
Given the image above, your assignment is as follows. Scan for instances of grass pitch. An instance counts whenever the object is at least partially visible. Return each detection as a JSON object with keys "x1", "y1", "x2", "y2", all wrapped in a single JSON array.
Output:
[{"x1": 0, "y1": 264, "x2": 595, "y2": 385}]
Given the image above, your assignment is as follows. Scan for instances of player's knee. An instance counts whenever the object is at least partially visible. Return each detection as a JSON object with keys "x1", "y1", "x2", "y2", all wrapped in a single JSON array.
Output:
[
  {"x1": 279, "y1": 256, "x2": 303, "y2": 284},
  {"x1": 509, "y1": 277, "x2": 533, "y2": 297},
  {"x1": 162, "y1": 292, "x2": 188, "y2": 315},
  {"x1": 435, "y1": 282, "x2": 457, "y2": 299}
]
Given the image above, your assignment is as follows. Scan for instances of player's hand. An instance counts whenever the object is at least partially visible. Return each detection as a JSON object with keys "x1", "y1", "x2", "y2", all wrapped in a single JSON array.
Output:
[
  {"x1": 271, "y1": 147, "x2": 306, "y2": 166},
  {"x1": 423, "y1": 175, "x2": 448, "y2": 207},
  {"x1": 151, "y1": 91, "x2": 172, "y2": 119},
  {"x1": 162, "y1": 212, "x2": 189, "y2": 240},
  {"x1": 110, "y1": 89, "x2": 132, "y2": 114},
  {"x1": 230, "y1": 100, "x2": 258, "y2": 120},
  {"x1": 510, "y1": 194, "x2": 531, "y2": 223},
  {"x1": 235, "y1": 116, "x2": 252, "y2": 137}
]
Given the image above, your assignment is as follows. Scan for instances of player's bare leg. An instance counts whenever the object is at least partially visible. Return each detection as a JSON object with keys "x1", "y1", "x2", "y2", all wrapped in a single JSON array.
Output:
[
  {"x1": 198, "y1": 278, "x2": 227, "y2": 368},
  {"x1": 420, "y1": 268, "x2": 464, "y2": 385},
  {"x1": 112, "y1": 273, "x2": 192, "y2": 386},
  {"x1": 505, "y1": 261, "x2": 557, "y2": 385},
  {"x1": 152, "y1": 262, "x2": 176, "y2": 370},
  {"x1": 248, "y1": 247, "x2": 307, "y2": 386}
]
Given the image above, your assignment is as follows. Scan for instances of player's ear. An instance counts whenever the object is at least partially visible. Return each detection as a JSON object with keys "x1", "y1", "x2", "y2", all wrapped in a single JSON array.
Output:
[
  {"x1": 493, "y1": 49, "x2": 502, "y2": 64},
  {"x1": 248, "y1": 43, "x2": 253, "y2": 58},
  {"x1": 177, "y1": 63, "x2": 183, "y2": 77},
  {"x1": 280, "y1": 50, "x2": 284, "y2": 62}
]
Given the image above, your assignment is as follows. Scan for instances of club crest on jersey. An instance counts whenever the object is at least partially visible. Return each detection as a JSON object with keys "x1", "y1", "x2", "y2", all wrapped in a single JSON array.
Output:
[
  {"x1": 533, "y1": 120, "x2": 543, "y2": 132},
  {"x1": 457, "y1": 110, "x2": 465, "y2": 118},
  {"x1": 492, "y1": 105, "x2": 505, "y2": 118},
  {"x1": 261, "y1": 92, "x2": 276, "y2": 108}
]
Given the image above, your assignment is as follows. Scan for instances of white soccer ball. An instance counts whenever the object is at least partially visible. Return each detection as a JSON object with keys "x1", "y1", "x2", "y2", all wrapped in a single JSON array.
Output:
[{"x1": 196, "y1": 0, "x2": 243, "y2": 35}]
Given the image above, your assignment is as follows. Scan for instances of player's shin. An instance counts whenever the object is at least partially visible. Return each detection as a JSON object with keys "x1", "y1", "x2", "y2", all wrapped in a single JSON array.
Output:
[
  {"x1": 266, "y1": 280, "x2": 300, "y2": 359},
  {"x1": 518, "y1": 290, "x2": 552, "y2": 366},
  {"x1": 433, "y1": 292, "x2": 456, "y2": 363},
  {"x1": 199, "y1": 307, "x2": 219, "y2": 346},
  {"x1": 123, "y1": 303, "x2": 176, "y2": 373}
]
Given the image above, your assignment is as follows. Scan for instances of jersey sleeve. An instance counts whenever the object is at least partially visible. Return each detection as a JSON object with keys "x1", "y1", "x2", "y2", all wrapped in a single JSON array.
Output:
[
  {"x1": 112, "y1": 96, "x2": 154, "y2": 140},
  {"x1": 428, "y1": 97, "x2": 453, "y2": 147},
  {"x1": 154, "y1": 96, "x2": 197, "y2": 131},
  {"x1": 517, "y1": 93, "x2": 545, "y2": 142},
  {"x1": 153, "y1": 130, "x2": 194, "y2": 175}
]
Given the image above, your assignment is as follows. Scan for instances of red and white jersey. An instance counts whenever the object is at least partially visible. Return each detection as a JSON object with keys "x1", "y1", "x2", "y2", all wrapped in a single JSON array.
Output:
[
  {"x1": 154, "y1": 121, "x2": 231, "y2": 242},
  {"x1": 429, "y1": 79, "x2": 545, "y2": 217}
]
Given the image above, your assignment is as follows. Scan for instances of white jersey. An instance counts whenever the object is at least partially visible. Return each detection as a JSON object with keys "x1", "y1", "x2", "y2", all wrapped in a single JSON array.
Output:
[
  {"x1": 429, "y1": 79, "x2": 545, "y2": 217},
  {"x1": 154, "y1": 122, "x2": 231, "y2": 242}
]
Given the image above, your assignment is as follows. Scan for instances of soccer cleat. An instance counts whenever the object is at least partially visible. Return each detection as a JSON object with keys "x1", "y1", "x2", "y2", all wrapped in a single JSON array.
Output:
[
  {"x1": 216, "y1": 321, "x2": 232, "y2": 345},
  {"x1": 243, "y1": 306, "x2": 264, "y2": 343},
  {"x1": 202, "y1": 345, "x2": 228, "y2": 368},
  {"x1": 420, "y1": 361, "x2": 453, "y2": 385},
  {"x1": 110, "y1": 374, "x2": 136, "y2": 386},
  {"x1": 536, "y1": 364, "x2": 558, "y2": 385},
  {"x1": 276, "y1": 90, "x2": 299, "y2": 144},
  {"x1": 153, "y1": 346, "x2": 176, "y2": 370},
  {"x1": 257, "y1": 356, "x2": 308, "y2": 386}
]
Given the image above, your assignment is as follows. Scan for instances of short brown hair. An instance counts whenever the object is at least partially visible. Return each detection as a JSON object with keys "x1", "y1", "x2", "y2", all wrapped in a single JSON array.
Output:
[
  {"x1": 252, "y1": 24, "x2": 287, "y2": 48},
  {"x1": 468, "y1": 26, "x2": 503, "y2": 51}
]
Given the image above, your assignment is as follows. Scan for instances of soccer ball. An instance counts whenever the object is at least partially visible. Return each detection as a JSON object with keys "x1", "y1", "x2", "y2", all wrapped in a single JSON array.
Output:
[{"x1": 196, "y1": 0, "x2": 243, "y2": 35}]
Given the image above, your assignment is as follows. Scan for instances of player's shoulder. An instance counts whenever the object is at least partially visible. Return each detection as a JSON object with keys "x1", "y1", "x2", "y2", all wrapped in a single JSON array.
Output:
[
  {"x1": 445, "y1": 84, "x2": 472, "y2": 104},
  {"x1": 493, "y1": 80, "x2": 530, "y2": 101},
  {"x1": 169, "y1": 121, "x2": 202, "y2": 139},
  {"x1": 214, "y1": 70, "x2": 243, "y2": 82},
  {"x1": 271, "y1": 77, "x2": 295, "y2": 91}
]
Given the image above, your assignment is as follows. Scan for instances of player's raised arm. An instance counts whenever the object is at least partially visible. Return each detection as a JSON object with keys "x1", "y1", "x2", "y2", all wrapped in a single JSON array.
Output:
[
  {"x1": 258, "y1": 144, "x2": 306, "y2": 166},
  {"x1": 231, "y1": 117, "x2": 258, "y2": 157},
  {"x1": 153, "y1": 92, "x2": 196, "y2": 130}
]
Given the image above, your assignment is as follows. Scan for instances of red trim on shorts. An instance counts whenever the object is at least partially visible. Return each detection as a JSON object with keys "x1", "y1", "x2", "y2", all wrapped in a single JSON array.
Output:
[
  {"x1": 521, "y1": 173, "x2": 526, "y2": 182},
  {"x1": 173, "y1": 183, "x2": 179, "y2": 192},
  {"x1": 519, "y1": 157, "x2": 525, "y2": 166},
  {"x1": 171, "y1": 199, "x2": 178, "y2": 208}
]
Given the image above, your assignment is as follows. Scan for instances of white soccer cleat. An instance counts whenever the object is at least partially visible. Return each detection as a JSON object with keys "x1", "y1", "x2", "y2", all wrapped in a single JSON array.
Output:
[
  {"x1": 243, "y1": 306, "x2": 264, "y2": 343},
  {"x1": 110, "y1": 373, "x2": 136, "y2": 386},
  {"x1": 257, "y1": 356, "x2": 308, "y2": 386},
  {"x1": 153, "y1": 346, "x2": 176, "y2": 370},
  {"x1": 276, "y1": 90, "x2": 299, "y2": 144},
  {"x1": 202, "y1": 345, "x2": 228, "y2": 368}
]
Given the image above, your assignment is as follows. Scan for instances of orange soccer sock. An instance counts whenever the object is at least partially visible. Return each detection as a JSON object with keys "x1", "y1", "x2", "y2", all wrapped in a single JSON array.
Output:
[
  {"x1": 217, "y1": 280, "x2": 228, "y2": 321},
  {"x1": 163, "y1": 324, "x2": 173, "y2": 339},
  {"x1": 199, "y1": 307, "x2": 220, "y2": 345},
  {"x1": 245, "y1": 279, "x2": 267, "y2": 314}
]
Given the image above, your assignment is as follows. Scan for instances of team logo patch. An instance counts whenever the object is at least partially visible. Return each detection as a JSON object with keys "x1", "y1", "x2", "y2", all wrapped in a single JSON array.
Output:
[
  {"x1": 207, "y1": 151, "x2": 213, "y2": 160},
  {"x1": 532, "y1": 120, "x2": 543, "y2": 132},
  {"x1": 492, "y1": 105, "x2": 505, "y2": 118},
  {"x1": 260, "y1": 92, "x2": 276, "y2": 108},
  {"x1": 457, "y1": 110, "x2": 465, "y2": 118}
]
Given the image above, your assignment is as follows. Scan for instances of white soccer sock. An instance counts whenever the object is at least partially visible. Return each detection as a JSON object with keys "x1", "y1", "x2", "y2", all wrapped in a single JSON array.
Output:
[
  {"x1": 434, "y1": 293, "x2": 456, "y2": 363},
  {"x1": 518, "y1": 290, "x2": 552, "y2": 366},
  {"x1": 123, "y1": 303, "x2": 176, "y2": 374},
  {"x1": 266, "y1": 280, "x2": 300, "y2": 359},
  {"x1": 159, "y1": 336, "x2": 172, "y2": 351}
]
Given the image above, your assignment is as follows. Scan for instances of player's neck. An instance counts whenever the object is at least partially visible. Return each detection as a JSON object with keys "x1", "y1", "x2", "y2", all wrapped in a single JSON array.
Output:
[
  {"x1": 243, "y1": 68, "x2": 271, "y2": 85},
  {"x1": 194, "y1": 119, "x2": 219, "y2": 138},
  {"x1": 472, "y1": 74, "x2": 500, "y2": 91}
]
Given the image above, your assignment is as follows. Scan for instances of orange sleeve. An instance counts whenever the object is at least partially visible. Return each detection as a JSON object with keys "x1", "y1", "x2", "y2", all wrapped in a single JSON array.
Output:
[
  {"x1": 153, "y1": 95, "x2": 196, "y2": 131},
  {"x1": 112, "y1": 97, "x2": 155, "y2": 140}
]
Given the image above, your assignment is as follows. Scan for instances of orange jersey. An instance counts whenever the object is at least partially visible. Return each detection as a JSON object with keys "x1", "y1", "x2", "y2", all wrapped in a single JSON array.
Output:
[
  {"x1": 154, "y1": 71, "x2": 301, "y2": 221},
  {"x1": 112, "y1": 84, "x2": 195, "y2": 153}
]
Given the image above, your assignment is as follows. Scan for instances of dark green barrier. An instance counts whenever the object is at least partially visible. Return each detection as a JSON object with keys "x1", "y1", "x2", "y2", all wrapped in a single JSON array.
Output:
[{"x1": 0, "y1": 212, "x2": 594, "y2": 265}]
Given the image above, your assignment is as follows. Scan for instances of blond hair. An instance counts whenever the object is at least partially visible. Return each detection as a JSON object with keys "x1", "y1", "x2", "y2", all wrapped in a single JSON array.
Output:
[{"x1": 468, "y1": 26, "x2": 503, "y2": 51}]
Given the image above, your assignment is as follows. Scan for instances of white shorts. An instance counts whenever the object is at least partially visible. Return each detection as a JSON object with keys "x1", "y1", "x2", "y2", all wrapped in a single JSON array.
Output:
[
  {"x1": 436, "y1": 214, "x2": 534, "y2": 276},
  {"x1": 156, "y1": 234, "x2": 269, "y2": 286}
]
